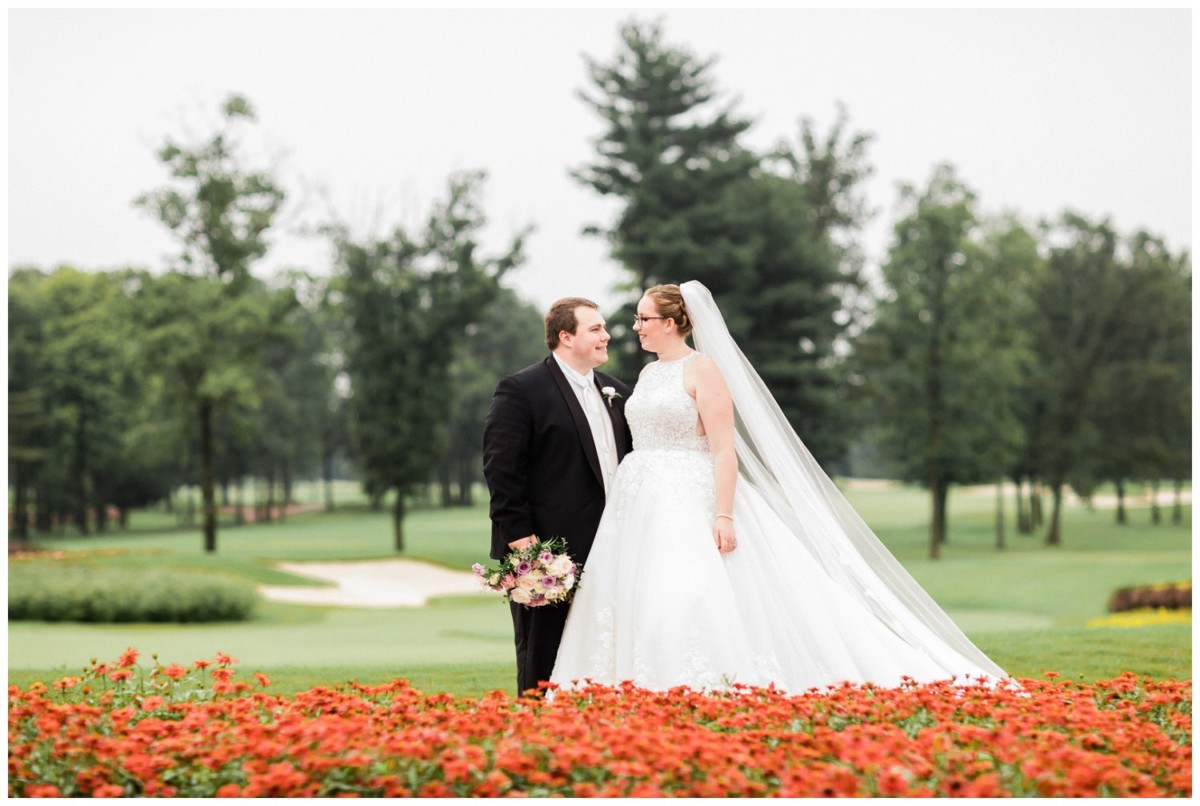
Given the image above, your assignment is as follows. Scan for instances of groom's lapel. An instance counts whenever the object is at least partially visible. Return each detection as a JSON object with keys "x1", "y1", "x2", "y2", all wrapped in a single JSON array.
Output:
[{"x1": 544, "y1": 357, "x2": 605, "y2": 488}]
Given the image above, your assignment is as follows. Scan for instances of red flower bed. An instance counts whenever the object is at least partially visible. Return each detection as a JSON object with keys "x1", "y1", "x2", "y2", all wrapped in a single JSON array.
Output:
[{"x1": 8, "y1": 650, "x2": 1191, "y2": 797}]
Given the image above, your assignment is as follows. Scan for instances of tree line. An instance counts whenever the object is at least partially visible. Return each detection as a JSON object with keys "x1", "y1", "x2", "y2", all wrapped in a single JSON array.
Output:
[
  {"x1": 8, "y1": 20, "x2": 1190, "y2": 558},
  {"x1": 8, "y1": 98, "x2": 545, "y2": 552},
  {"x1": 567, "y1": 21, "x2": 1190, "y2": 558}
]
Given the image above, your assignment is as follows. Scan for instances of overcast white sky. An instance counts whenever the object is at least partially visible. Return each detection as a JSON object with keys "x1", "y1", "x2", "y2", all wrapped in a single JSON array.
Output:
[{"x1": 7, "y1": 8, "x2": 1193, "y2": 312}]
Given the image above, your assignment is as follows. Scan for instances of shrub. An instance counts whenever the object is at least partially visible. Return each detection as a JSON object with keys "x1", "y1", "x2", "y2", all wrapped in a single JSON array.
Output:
[
  {"x1": 1108, "y1": 581, "x2": 1192, "y2": 613},
  {"x1": 8, "y1": 565, "x2": 256, "y2": 623}
]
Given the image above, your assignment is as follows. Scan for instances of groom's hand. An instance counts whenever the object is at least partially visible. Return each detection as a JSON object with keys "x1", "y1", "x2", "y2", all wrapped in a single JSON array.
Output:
[{"x1": 508, "y1": 536, "x2": 537, "y2": 551}]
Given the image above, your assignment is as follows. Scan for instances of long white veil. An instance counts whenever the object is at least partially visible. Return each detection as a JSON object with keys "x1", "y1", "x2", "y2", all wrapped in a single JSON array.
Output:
[{"x1": 681, "y1": 281, "x2": 1007, "y2": 681}]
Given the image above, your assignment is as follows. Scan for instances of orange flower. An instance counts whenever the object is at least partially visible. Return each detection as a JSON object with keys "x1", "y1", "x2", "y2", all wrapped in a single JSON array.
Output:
[
  {"x1": 5, "y1": 656, "x2": 1190, "y2": 799},
  {"x1": 161, "y1": 664, "x2": 189, "y2": 680},
  {"x1": 23, "y1": 784, "x2": 62, "y2": 797},
  {"x1": 117, "y1": 647, "x2": 139, "y2": 668}
]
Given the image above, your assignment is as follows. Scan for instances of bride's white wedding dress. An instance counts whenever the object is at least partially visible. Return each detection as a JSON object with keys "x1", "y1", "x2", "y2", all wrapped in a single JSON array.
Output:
[{"x1": 550, "y1": 283, "x2": 1006, "y2": 692}]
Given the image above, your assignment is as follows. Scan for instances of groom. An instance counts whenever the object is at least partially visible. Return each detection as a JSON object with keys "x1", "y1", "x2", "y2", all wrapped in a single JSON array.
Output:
[{"x1": 482, "y1": 297, "x2": 633, "y2": 695}]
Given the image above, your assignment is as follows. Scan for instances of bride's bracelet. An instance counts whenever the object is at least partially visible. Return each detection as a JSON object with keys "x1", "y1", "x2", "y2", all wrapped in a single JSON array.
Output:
[{"x1": 714, "y1": 513, "x2": 734, "y2": 523}]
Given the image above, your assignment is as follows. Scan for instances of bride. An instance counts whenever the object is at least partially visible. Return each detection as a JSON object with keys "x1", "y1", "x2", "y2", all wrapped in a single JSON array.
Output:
[{"x1": 549, "y1": 281, "x2": 1008, "y2": 692}]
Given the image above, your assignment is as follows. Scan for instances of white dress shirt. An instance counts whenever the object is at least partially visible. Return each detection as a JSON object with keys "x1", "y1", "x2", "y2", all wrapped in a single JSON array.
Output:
[{"x1": 553, "y1": 354, "x2": 619, "y2": 494}]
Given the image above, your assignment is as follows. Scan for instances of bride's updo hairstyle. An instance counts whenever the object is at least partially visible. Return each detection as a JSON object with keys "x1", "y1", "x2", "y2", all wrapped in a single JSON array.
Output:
[{"x1": 645, "y1": 284, "x2": 693, "y2": 337}]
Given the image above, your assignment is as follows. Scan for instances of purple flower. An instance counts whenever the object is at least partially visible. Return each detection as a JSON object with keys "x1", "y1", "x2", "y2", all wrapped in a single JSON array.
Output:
[
  {"x1": 515, "y1": 560, "x2": 533, "y2": 576},
  {"x1": 541, "y1": 576, "x2": 558, "y2": 588}
]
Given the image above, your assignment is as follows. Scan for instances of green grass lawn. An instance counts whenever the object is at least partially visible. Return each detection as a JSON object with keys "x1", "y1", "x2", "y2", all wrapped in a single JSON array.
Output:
[{"x1": 8, "y1": 483, "x2": 1190, "y2": 697}]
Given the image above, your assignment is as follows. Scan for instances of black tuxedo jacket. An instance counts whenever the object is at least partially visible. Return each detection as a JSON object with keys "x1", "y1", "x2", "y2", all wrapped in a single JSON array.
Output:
[{"x1": 483, "y1": 356, "x2": 633, "y2": 565}]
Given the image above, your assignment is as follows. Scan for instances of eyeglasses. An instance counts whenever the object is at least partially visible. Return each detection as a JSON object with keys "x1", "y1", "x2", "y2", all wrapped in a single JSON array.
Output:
[{"x1": 633, "y1": 315, "x2": 666, "y2": 326}]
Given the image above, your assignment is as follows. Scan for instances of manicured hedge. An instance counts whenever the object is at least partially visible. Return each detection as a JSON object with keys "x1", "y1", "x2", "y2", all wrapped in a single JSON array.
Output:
[
  {"x1": 1108, "y1": 581, "x2": 1191, "y2": 612},
  {"x1": 8, "y1": 565, "x2": 256, "y2": 623}
]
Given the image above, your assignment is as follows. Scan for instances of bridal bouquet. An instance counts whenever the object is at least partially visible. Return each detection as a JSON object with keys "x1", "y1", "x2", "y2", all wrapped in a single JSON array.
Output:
[{"x1": 472, "y1": 537, "x2": 579, "y2": 607}]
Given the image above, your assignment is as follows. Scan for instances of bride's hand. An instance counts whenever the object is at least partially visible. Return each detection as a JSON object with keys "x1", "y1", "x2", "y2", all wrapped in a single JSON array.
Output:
[{"x1": 713, "y1": 519, "x2": 737, "y2": 553}]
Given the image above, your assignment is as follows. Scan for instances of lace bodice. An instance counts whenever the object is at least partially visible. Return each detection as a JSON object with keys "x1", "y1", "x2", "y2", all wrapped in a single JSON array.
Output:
[{"x1": 625, "y1": 353, "x2": 710, "y2": 453}]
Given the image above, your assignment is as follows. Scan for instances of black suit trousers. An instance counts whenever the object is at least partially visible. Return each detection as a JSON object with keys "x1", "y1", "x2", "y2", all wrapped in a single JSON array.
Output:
[{"x1": 510, "y1": 600, "x2": 571, "y2": 696}]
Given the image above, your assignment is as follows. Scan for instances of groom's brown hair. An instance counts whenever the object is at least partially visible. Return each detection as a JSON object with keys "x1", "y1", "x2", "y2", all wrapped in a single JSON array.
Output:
[{"x1": 545, "y1": 297, "x2": 598, "y2": 350}]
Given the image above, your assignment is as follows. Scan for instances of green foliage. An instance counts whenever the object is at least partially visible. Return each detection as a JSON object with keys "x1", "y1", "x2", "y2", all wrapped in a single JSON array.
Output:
[
  {"x1": 134, "y1": 93, "x2": 284, "y2": 286},
  {"x1": 335, "y1": 170, "x2": 529, "y2": 549},
  {"x1": 8, "y1": 266, "x2": 157, "y2": 536},
  {"x1": 1018, "y1": 215, "x2": 1191, "y2": 543},
  {"x1": 575, "y1": 19, "x2": 758, "y2": 376},
  {"x1": 855, "y1": 165, "x2": 1027, "y2": 554},
  {"x1": 575, "y1": 21, "x2": 872, "y2": 464},
  {"x1": 9, "y1": 564, "x2": 255, "y2": 623},
  {"x1": 132, "y1": 93, "x2": 291, "y2": 552},
  {"x1": 438, "y1": 286, "x2": 547, "y2": 506},
  {"x1": 1079, "y1": 231, "x2": 1191, "y2": 522},
  {"x1": 131, "y1": 271, "x2": 298, "y2": 548},
  {"x1": 1029, "y1": 213, "x2": 1127, "y2": 543}
]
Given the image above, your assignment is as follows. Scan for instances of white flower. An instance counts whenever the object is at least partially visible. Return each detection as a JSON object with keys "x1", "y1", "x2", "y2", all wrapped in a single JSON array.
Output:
[
  {"x1": 510, "y1": 587, "x2": 532, "y2": 605},
  {"x1": 548, "y1": 555, "x2": 574, "y2": 576},
  {"x1": 601, "y1": 386, "x2": 622, "y2": 408}
]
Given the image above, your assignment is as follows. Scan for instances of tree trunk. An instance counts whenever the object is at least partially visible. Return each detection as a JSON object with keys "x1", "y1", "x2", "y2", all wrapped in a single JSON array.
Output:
[
  {"x1": 457, "y1": 458, "x2": 474, "y2": 506},
  {"x1": 1045, "y1": 483, "x2": 1063, "y2": 546},
  {"x1": 12, "y1": 464, "x2": 29, "y2": 540},
  {"x1": 220, "y1": 482, "x2": 230, "y2": 507},
  {"x1": 1115, "y1": 478, "x2": 1127, "y2": 524},
  {"x1": 233, "y1": 479, "x2": 245, "y2": 526},
  {"x1": 35, "y1": 486, "x2": 52, "y2": 534},
  {"x1": 265, "y1": 468, "x2": 276, "y2": 524},
  {"x1": 73, "y1": 414, "x2": 89, "y2": 535},
  {"x1": 995, "y1": 478, "x2": 1005, "y2": 550},
  {"x1": 280, "y1": 462, "x2": 291, "y2": 523},
  {"x1": 323, "y1": 449, "x2": 335, "y2": 512},
  {"x1": 1014, "y1": 475, "x2": 1031, "y2": 534},
  {"x1": 1150, "y1": 478, "x2": 1162, "y2": 525},
  {"x1": 929, "y1": 480, "x2": 946, "y2": 560},
  {"x1": 1031, "y1": 481, "x2": 1044, "y2": 527},
  {"x1": 1173, "y1": 479, "x2": 1183, "y2": 524},
  {"x1": 199, "y1": 399, "x2": 218, "y2": 553},
  {"x1": 94, "y1": 502, "x2": 108, "y2": 533},
  {"x1": 393, "y1": 492, "x2": 406, "y2": 553},
  {"x1": 439, "y1": 467, "x2": 454, "y2": 509},
  {"x1": 118, "y1": 506, "x2": 129, "y2": 529},
  {"x1": 283, "y1": 460, "x2": 293, "y2": 503}
]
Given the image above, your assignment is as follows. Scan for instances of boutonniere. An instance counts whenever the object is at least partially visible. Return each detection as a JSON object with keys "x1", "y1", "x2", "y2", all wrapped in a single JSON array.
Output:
[{"x1": 601, "y1": 386, "x2": 622, "y2": 408}]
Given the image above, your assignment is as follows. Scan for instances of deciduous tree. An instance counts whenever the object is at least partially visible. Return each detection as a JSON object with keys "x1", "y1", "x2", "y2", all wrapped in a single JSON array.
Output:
[{"x1": 337, "y1": 171, "x2": 527, "y2": 550}]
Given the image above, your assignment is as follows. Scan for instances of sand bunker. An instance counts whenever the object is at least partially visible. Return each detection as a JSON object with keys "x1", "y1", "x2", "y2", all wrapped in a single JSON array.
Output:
[{"x1": 258, "y1": 559, "x2": 488, "y2": 608}]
